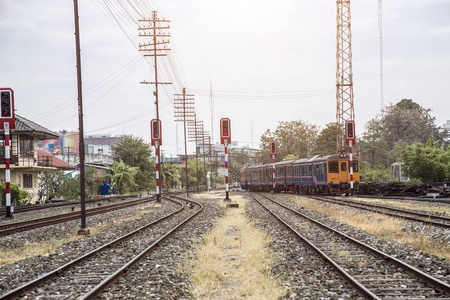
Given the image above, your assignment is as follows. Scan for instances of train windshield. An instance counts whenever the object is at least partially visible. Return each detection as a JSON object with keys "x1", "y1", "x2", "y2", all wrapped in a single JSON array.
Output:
[{"x1": 328, "y1": 161, "x2": 339, "y2": 173}]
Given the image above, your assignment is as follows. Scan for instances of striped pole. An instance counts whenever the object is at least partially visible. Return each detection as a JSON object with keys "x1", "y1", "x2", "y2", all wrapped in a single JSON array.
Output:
[
  {"x1": 272, "y1": 155, "x2": 275, "y2": 191},
  {"x1": 224, "y1": 140, "x2": 230, "y2": 201},
  {"x1": 4, "y1": 122, "x2": 13, "y2": 218},
  {"x1": 349, "y1": 140, "x2": 354, "y2": 190},
  {"x1": 155, "y1": 141, "x2": 160, "y2": 202}
]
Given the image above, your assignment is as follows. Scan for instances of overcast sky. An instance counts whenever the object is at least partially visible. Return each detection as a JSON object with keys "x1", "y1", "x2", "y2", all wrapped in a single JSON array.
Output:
[{"x1": 0, "y1": 0, "x2": 449, "y2": 157}]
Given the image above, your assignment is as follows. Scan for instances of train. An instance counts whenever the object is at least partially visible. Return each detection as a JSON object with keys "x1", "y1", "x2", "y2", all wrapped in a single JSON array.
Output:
[{"x1": 240, "y1": 153, "x2": 360, "y2": 194}]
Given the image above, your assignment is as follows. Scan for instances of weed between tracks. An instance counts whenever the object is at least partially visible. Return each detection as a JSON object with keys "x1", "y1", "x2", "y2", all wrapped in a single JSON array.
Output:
[
  {"x1": 181, "y1": 193, "x2": 286, "y2": 299},
  {"x1": 289, "y1": 197, "x2": 450, "y2": 260}
]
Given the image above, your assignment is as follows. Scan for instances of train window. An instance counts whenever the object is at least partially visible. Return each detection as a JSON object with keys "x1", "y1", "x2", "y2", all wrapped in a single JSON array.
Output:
[
  {"x1": 315, "y1": 165, "x2": 320, "y2": 175},
  {"x1": 353, "y1": 161, "x2": 359, "y2": 172},
  {"x1": 341, "y1": 162, "x2": 347, "y2": 172},
  {"x1": 329, "y1": 161, "x2": 339, "y2": 173},
  {"x1": 308, "y1": 166, "x2": 312, "y2": 175}
]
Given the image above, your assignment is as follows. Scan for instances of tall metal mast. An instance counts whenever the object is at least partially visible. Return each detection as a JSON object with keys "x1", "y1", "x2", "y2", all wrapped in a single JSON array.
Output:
[
  {"x1": 378, "y1": 0, "x2": 384, "y2": 110},
  {"x1": 336, "y1": 0, "x2": 355, "y2": 152}
]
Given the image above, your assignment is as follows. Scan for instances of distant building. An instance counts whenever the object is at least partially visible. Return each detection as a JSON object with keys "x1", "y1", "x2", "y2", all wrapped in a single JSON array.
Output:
[
  {"x1": 41, "y1": 133, "x2": 123, "y2": 165},
  {"x1": 85, "y1": 134, "x2": 122, "y2": 156},
  {"x1": 443, "y1": 120, "x2": 450, "y2": 131},
  {"x1": 0, "y1": 115, "x2": 75, "y2": 204}
]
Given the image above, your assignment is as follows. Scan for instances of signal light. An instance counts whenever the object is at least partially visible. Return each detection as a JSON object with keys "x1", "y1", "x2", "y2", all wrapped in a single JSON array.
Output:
[
  {"x1": 270, "y1": 141, "x2": 277, "y2": 158},
  {"x1": 0, "y1": 88, "x2": 15, "y2": 130},
  {"x1": 222, "y1": 120, "x2": 229, "y2": 137},
  {"x1": 220, "y1": 118, "x2": 231, "y2": 145},
  {"x1": 151, "y1": 119, "x2": 162, "y2": 146},
  {"x1": 345, "y1": 120, "x2": 355, "y2": 145},
  {"x1": 1, "y1": 92, "x2": 12, "y2": 118}
]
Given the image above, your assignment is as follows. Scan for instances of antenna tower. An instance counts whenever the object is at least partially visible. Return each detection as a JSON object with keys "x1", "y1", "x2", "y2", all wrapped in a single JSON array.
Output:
[
  {"x1": 336, "y1": 0, "x2": 355, "y2": 152},
  {"x1": 378, "y1": 0, "x2": 384, "y2": 109}
]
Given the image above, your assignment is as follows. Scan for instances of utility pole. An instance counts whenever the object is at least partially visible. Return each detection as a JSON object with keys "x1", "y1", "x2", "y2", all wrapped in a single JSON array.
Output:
[
  {"x1": 208, "y1": 136, "x2": 213, "y2": 189},
  {"x1": 210, "y1": 82, "x2": 214, "y2": 144},
  {"x1": 65, "y1": 146, "x2": 71, "y2": 165},
  {"x1": 174, "y1": 88, "x2": 195, "y2": 196},
  {"x1": 378, "y1": 0, "x2": 384, "y2": 110},
  {"x1": 336, "y1": 0, "x2": 355, "y2": 153},
  {"x1": 73, "y1": 0, "x2": 88, "y2": 235},
  {"x1": 188, "y1": 115, "x2": 203, "y2": 193},
  {"x1": 200, "y1": 123, "x2": 208, "y2": 189},
  {"x1": 139, "y1": 11, "x2": 171, "y2": 202}
]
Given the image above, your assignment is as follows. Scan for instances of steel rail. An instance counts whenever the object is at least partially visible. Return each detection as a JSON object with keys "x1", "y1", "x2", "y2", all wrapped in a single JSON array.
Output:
[
  {"x1": 79, "y1": 195, "x2": 203, "y2": 299},
  {"x1": 250, "y1": 193, "x2": 380, "y2": 300},
  {"x1": 307, "y1": 195, "x2": 450, "y2": 228},
  {"x1": 252, "y1": 192, "x2": 450, "y2": 298},
  {"x1": 0, "y1": 195, "x2": 137, "y2": 215},
  {"x1": 0, "y1": 197, "x2": 155, "y2": 237},
  {"x1": 0, "y1": 196, "x2": 191, "y2": 300}
]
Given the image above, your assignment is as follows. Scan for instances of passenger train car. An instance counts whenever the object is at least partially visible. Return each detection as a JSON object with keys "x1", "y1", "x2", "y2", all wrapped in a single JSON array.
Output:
[{"x1": 240, "y1": 153, "x2": 360, "y2": 194}]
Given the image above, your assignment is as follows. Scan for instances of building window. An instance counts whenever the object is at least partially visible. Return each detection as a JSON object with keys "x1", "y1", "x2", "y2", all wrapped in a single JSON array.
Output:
[
  {"x1": 23, "y1": 174, "x2": 33, "y2": 188},
  {"x1": 20, "y1": 138, "x2": 33, "y2": 157}
]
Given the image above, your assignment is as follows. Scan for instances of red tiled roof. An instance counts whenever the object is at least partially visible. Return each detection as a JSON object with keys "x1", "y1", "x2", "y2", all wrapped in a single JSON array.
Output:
[{"x1": 36, "y1": 149, "x2": 75, "y2": 169}]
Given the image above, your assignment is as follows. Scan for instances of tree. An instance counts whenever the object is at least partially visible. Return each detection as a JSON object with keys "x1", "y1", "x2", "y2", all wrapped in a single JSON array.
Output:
[
  {"x1": 106, "y1": 160, "x2": 139, "y2": 194},
  {"x1": 229, "y1": 149, "x2": 251, "y2": 182},
  {"x1": 111, "y1": 135, "x2": 155, "y2": 191},
  {"x1": 359, "y1": 99, "x2": 444, "y2": 166},
  {"x1": 38, "y1": 168, "x2": 97, "y2": 201},
  {"x1": 38, "y1": 170, "x2": 67, "y2": 201},
  {"x1": 177, "y1": 159, "x2": 209, "y2": 191},
  {"x1": 312, "y1": 122, "x2": 340, "y2": 155},
  {"x1": 401, "y1": 135, "x2": 450, "y2": 183},
  {"x1": 161, "y1": 162, "x2": 181, "y2": 189},
  {"x1": 258, "y1": 120, "x2": 319, "y2": 163}
]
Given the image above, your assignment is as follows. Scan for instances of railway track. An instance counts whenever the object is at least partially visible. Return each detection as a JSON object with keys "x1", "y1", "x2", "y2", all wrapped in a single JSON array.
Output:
[
  {"x1": 0, "y1": 195, "x2": 137, "y2": 215},
  {"x1": 250, "y1": 192, "x2": 450, "y2": 299},
  {"x1": 306, "y1": 195, "x2": 450, "y2": 229},
  {"x1": 0, "y1": 195, "x2": 202, "y2": 300},
  {"x1": 0, "y1": 197, "x2": 155, "y2": 237}
]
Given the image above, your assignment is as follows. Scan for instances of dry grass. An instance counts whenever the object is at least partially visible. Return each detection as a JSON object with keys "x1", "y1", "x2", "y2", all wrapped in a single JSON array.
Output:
[
  {"x1": 289, "y1": 197, "x2": 450, "y2": 260},
  {"x1": 0, "y1": 203, "x2": 159, "y2": 267},
  {"x1": 181, "y1": 194, "x2": 286, "y2": 299}
]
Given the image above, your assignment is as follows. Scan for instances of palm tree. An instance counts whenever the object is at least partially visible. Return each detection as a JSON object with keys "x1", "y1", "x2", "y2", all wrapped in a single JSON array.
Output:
[
  {"x1": 161, "y1": 163, "x2": 181, "y2": 189},
  {"x1": 106, "y1": 160, "x2": 139, "y2": 194}
]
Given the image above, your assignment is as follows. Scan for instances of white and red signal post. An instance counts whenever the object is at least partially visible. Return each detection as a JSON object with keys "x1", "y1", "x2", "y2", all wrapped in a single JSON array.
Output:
[
  {"x1": 270, "y1": 141, "x2": 277, "y2": 191},
  {"x1": 345, "y1": 120, "x2": 355, "y2": 191},
  {"x1": 151, "y1": 119, "x2": 162, "y2": 201},
  {"x1": 220, "y1": 118, "x2": 231, "y2": 201},
  {"x1": 1, "y1": 88, "x2": 16, "y2": 219}
]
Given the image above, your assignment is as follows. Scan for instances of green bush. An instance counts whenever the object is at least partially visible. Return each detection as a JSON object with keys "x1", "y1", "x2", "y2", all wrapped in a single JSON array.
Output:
[
  {"x1": 0, "y1": 183, "x2": 30, "y2": 206},
  {"x1": 360, "y1": 163, "x2": 397, "y2": 183}
]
